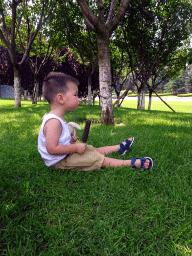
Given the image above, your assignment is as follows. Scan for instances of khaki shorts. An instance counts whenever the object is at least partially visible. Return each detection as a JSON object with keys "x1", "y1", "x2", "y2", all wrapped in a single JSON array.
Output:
[{"x1": 54, "y1": 145, "x2": 105, "y2": 171}]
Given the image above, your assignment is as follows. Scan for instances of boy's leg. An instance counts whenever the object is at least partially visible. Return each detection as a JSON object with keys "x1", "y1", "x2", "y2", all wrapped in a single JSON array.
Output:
[
  {"x1": 94, "y1": 137, "x2": 133, "y2": 155},
  {"x1": 102, "y1": 156, "x2": 151, "y2": 169},
  {"x1": 94, "y1": 145, "x2": 120, "y2": 155}
]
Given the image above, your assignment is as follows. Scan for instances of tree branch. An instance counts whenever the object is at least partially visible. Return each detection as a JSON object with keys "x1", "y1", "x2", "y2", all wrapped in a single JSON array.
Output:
[
  {"x1": 0, "y1": 29, "x2": 11, "y2": 49},
  {"x1": 20, "y1": 1, "x2": 55, "y2": 65},
  {"x1": 41, "y1": 1, "x2": 56, "y2": 26},
  {"x1": 38, "y1": 45, "x2": 53, "y2": 75},
  {"x1": 27, "y1": 56, "x2": 36, "y2": 76},
  {"x1": 15, "y1": 11, "x2": 23, "y2": 38},
  {"x1": 18, "y1": 29, "x2": 26, "y2": 52},
  {"x1": 108, "y1": 0, "x2": 130, "y2": 34},
  {"x1": 147, "y1": 82, "x2": 176, "y2": 112},
  {"x1": 0, "y1": 8, "x2": 7, "y2": 31},
  {"x1": 83, "y1": 14, "x2": 96, "y2": 31},
  {"x1": 98, "y1": 0, "x2": 105, "y2": 25},
  {"x1": 11, "y1": 0, "x2": 17, "y2": 44},
  {"x1": 106, "y1": 0, "x2": 116, "y2": 26},
  {"x1": 76, "y1": 0, "x2": 98, "y2": 31},
  {"x1": 113, "y1": 85, "x2": 132, "y2": 107}
]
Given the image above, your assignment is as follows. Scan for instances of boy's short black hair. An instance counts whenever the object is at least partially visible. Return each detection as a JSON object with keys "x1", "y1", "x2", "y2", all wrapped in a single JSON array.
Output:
[{"x1": 42, "y1": 72, "x2": 79, "y2": 104}]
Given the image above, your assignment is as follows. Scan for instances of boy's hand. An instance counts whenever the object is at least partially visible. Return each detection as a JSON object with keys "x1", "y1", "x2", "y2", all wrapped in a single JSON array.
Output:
[
  {"x1": 70, "y1": 132, "x2": 79, "y2": 143},
  {"x1": 76, "y1": 143, "x2": 87, "y2": 154}
]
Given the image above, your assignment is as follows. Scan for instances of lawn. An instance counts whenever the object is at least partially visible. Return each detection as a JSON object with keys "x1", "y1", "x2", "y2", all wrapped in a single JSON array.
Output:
[
  {"x1": 120, "y1": 99, "x2": 192, "y2": 114},
  {"x1": 1, "y1": 99, "x2": 192, "y2": 255}
]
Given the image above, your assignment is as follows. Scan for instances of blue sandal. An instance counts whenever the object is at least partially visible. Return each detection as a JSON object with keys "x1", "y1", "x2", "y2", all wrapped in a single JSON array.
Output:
[
  {"x1": 131, "y1": 157, "x2": 153, "y2": 170},
  {"x1": 119, "y1": 137, "x2": 135, "y2": 156}
]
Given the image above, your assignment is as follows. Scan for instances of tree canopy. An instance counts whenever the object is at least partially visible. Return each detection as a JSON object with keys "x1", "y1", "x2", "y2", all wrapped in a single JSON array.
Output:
[
  {"x1": 0, "y1": 0, "x2": 55, "y2": 107},
  {"x1": 115, "y1": 0, "x2": 192, "y2": 109}
]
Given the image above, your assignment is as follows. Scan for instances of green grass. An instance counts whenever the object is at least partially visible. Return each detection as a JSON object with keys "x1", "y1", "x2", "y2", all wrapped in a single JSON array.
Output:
[
  {"x1": 1, "y1": 99, "x2": 192, "y2": 255},
  {"x1": 119, "y1": 92, "x2": 192, "y2": 98},
  {"x1": 127, "y1": 92, "x2": 174, "y2": 97},
  {"x1": 177, "y1": 93, "x2": 192, "y2": 97},
  {"x1": 120, "y1": 99, "x2": 192, "y2": 114}
]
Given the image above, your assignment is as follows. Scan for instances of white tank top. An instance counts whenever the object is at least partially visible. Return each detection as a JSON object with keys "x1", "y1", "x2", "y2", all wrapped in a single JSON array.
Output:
[{"x1": 38, "y1": 113, "x2": 71, "y2": 167}]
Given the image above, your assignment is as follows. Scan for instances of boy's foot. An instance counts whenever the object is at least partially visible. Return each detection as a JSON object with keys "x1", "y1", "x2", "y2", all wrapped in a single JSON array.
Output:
[
  {"x1": 119, "y1": 137, "x2": 135, "y2": 156},
  {"x1": 131, "y1": 157, "x2": 153, "y2": 170}
]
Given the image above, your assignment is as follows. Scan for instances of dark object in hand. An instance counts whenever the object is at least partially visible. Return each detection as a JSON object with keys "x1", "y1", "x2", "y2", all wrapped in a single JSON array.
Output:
[{"x1": 82, "y1": 120, "x2": 91, "y2": 143}]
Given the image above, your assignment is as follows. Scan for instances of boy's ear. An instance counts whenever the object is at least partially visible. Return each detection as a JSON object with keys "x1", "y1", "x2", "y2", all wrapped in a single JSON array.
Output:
[{"x1": 56, "y1": 93, "x2": 65, "y2": 104}]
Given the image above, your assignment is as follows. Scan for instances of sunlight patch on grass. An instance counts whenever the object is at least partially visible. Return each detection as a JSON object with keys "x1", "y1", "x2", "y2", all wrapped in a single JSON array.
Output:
[
  {"x1": 4, "y1": 201, "x2": 15, "y2": 211},
  {"x1": 121, "y1": 99, "x2": 192, "y2": 113},
  {"x1": 174, "y1": 243, "x2": 192, "y2": 255},
  {"x1": 115, "y1": 123, "x2": 126, "y2": 127}
]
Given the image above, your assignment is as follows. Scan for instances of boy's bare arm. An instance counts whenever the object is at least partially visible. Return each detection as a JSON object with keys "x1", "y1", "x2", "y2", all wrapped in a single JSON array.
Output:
[{"x1": 44, "y1": 119, "x2": 87, "y2": 155}]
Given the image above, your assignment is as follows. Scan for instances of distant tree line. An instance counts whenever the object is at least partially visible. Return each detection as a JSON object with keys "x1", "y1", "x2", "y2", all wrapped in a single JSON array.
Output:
[
  {"x1": 121, "y1": 68, "x2": 192, "y2": 95},
  {"x1": 0, "y1": 45, "x2": 100, "y2": 99}
]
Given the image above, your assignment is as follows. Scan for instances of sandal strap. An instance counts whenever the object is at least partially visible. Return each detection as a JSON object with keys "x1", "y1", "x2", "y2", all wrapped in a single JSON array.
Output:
[
  {"x1": 131, "y1": 158, "x2": 138, "y2": 169},
  {"x1": 119, "y1": 142, "x2": 125, "y2": 155},
  {"x1": 124, "y1": 139, "x2": 131, "y2": 148},
  {"x1": 124, "y1": 137, "x2": 134, "y2": 150},
  {"x1": 119, "y1": 137, "x2": 134, "y2": 155}
]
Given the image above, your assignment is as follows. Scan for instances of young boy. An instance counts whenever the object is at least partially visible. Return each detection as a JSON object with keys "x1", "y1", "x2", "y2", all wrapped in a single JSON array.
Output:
[{"x1": 38, "y1": 72, "x2": 153, "y2": 171}]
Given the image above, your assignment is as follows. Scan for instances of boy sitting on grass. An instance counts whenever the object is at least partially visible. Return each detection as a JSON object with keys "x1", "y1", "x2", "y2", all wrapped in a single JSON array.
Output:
[{"x1": 38, "y1": 72, "x2": 153, "y2": 171}]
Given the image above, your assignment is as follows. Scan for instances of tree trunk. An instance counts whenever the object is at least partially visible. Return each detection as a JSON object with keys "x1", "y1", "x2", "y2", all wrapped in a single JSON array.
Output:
[
  {"x1": 24, "y1": 90, "x2": 28, "y2": 100},
  {"x1": 32, "y1": 79, "x2": 39, "y2": 104},
  {"x1": 148, "y1": 91, "x2": 152, "y2": 110},
  {"x1": 88, "y1": 74, "x2": 92, "y2": 106},
  {"x1": 137, "y1": 92, "x2": 141, "y2": 109},
  {"x1": 13, "y1": 65, "x2": 21, "y2": 107},
  {"x1": 184, "y1": 69, "x2": 189, "y2": 93},
  {"x1": 140, "y1": 90, "x2": 145, "y2": 110},
  {"x1": 97, "y1": 36, "x2": 114, "y2": 125},
  {"x1": 137, "y1": 85, "x2": 146, "y2": 110}
]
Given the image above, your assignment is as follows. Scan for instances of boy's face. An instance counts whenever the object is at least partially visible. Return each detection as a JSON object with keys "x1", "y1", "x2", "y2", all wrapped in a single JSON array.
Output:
[{"x1": 63, "y1": 82, "x2": 79, "y2": 112}]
